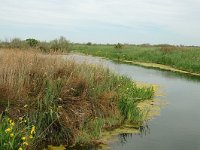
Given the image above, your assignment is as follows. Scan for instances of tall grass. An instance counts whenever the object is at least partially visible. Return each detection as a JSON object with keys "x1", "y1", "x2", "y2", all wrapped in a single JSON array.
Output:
[
  {"x1": 72, "y1": 44, "x2": 200, "y2": 74},
  {"x1": 0, "y1": 49, "x2": 154, "y2": 149}
]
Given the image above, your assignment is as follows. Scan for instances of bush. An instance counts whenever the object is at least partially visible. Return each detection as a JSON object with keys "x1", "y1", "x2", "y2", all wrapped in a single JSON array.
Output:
[
  {"x1": 10, "y1": 38, "x2": 28, "y2": 49},
  {"x1": 38, "y1": 42, "x2": 50, "y2": 53},
  {"x1": 50, "y1": 36, "x2": 70, "y2": 52},
  {"x1": 25, "y1": 39, "x2": 38, "y2": 47},
  {"x1": 115, "y1": 43, "x2": 123, "y2": 49},
  {"x1": 86, "y1": 42, "x2": 92, "y2": 46}
]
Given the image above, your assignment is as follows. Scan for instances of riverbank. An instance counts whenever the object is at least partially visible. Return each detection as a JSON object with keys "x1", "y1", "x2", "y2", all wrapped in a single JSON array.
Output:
[
  {"x1": 120, "y1": 60, "x2": 200, "y2": 77},
  {"x1": 0, "y1": 49, "x2": 154, "y2": 150},
  {"x1": 72, "y1": 44, "x2": 200, "y2": 76}
]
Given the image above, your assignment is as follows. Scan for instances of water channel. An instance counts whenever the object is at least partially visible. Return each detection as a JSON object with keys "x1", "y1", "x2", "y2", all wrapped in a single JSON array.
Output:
[{"x1": 65, "y1": 54, "x2": 200, "y2": 150}]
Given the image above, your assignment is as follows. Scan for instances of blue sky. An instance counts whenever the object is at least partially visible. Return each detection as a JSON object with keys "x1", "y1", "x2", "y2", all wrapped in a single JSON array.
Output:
[{"x1": 1, "y1": 0, "x2": 200, "y2": 45}]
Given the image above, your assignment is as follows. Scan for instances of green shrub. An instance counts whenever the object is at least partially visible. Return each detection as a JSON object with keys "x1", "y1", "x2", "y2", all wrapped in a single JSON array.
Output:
[
  {"x1": 25, "y1": 39, "x2": 38, "y2": 47},
  {"x1": 115, "y1": 43, "x2": 123, "y2": 49},
  {"x1": 86, "y1": 42, "x2": 92, "y2": 46}
]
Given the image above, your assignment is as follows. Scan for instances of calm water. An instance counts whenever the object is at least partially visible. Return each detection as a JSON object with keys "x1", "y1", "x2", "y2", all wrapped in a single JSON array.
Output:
[{"x1": 65, "y1": 54, "x2": 200, "y2": 150}]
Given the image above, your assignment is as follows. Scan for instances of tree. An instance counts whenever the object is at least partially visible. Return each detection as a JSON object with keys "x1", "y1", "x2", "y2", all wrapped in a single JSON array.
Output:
[
  {"x1": 25, "y1": 38, "x2": 38, "y2": 47},
  {"x1": 86, "y1": 42, "x2": 92, "y2": 46}
]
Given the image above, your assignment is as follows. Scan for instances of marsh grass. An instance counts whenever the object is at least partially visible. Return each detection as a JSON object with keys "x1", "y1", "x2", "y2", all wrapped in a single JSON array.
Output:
[
  {"x1": 72, "y1": 44, "x2": 200, "y2": 74},
  {"x1": 0, "y1": 49, "x2": 154, "y2": 149}
]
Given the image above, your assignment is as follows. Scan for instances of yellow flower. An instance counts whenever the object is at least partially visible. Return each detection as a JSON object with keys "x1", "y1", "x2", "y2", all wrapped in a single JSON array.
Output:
[
  {"x1": 8, "y1": 119, "x2": 15, "y2": 126},
  {"x1": 5, "y1": 128, "x2": 12, "y2": 133},
  {"x1": 21, "y1": 136, "x2": 26, "y2": 141},
  {"x1": 10, "y1": 122, "x2": 15, "y2": 126},
  {"x1": 29, "y1": 135, "x2": 33, "y2": 139},
  {"x1": 152, "y1": 84, "x2": 157, "y2": 92},
  {"x1": 23, "y1": 141, "x2": 29, "y2": 146},
  {"x1": 10, "y1": 133, "x2": 14, "y2": 137},
  {"x1": 18, "y1": 147, "x2": 23, "y2": 150},
  {"x1": 19, "y1": 117, "x2": 23, "y2": 121},
  {"x1": 30, "y1": 125, "x2": 36, "y2": 135}
]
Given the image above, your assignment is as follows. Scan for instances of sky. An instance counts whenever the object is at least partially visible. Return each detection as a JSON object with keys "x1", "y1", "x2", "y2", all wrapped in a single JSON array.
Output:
[{"x1": 0, "y1": 0, "x2": 200, "y2": 45}]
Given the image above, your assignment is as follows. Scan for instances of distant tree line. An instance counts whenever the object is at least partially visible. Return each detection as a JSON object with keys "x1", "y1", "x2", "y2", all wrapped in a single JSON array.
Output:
[{"x1": 0, "y1": 36, "x2": 71, "y2": 52}]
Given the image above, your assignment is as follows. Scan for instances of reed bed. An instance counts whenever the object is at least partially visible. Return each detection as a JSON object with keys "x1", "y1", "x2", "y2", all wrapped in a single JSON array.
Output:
[{"x1": 0, "y1": 49, "x2": 153, "y2": 149}]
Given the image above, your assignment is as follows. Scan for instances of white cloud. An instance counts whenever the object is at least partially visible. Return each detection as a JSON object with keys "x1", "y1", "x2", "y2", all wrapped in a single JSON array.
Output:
[{"x1": 0, "y1": 0, "x2": 200, "y2": 45}]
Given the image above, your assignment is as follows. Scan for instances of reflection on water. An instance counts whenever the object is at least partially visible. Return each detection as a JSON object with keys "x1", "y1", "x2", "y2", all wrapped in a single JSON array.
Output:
[
  {"x1": 118, "y1": 123, "x2": 151, "y2": 146},
  {"x1": 138, "y1": 124, "x2": 151, "y2": 137},
  {"x1": 118, "y1": 133, "x2": 132, "y2": 145}
]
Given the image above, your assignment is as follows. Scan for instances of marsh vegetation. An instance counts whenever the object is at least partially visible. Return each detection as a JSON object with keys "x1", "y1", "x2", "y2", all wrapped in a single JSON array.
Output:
[
  {"x1": 0, "y1": 36, "x2": 71, "y2": 53},
  {"x1": 72, "y1": 44, "x2": 200, "y2": 74},
  {"x1": 0, "y1": 48, "x2": 154, "y2": 149}
]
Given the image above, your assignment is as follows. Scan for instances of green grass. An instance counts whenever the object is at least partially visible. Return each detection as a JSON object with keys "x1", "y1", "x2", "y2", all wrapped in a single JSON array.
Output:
[
  {"x1": 72, "y1": 44, "x2": 200, "y2": 74},
  {"x1": 0, "y1": 114, "x2": 36, "y2": 150}
]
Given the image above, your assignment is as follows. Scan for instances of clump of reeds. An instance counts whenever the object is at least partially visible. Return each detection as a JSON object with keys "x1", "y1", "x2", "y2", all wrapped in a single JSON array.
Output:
[{"x1": 0, "y1": 49, "x2": 154, "y2": 149}]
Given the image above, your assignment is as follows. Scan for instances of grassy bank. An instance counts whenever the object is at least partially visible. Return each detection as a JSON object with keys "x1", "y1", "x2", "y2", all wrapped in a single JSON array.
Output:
[
  {"x1": 72, "y1": 44, "x2": 200, "y2": 74},
  {"x1": 0, "y1": 49, "x2": 154, "y2": 149}
]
